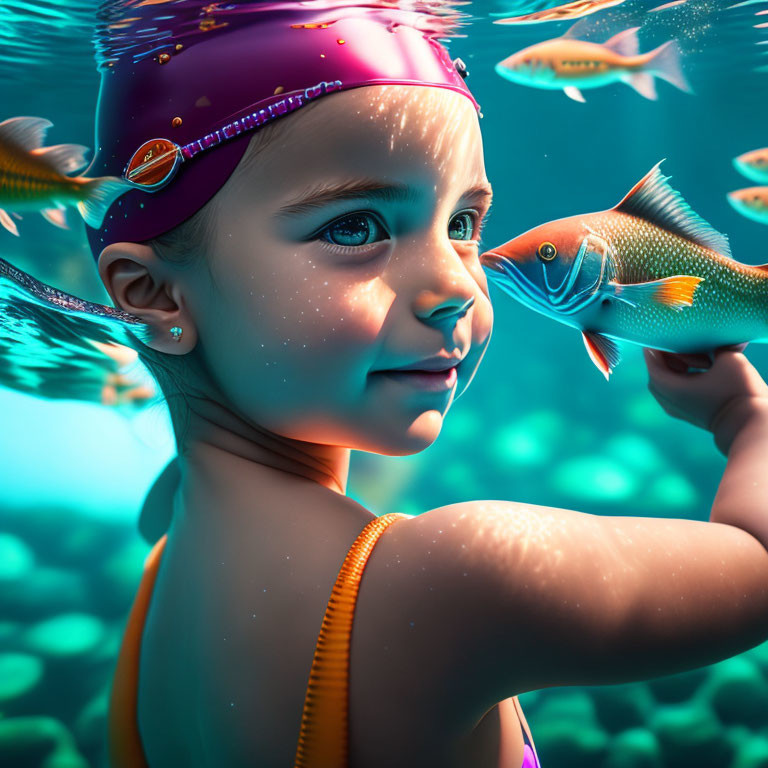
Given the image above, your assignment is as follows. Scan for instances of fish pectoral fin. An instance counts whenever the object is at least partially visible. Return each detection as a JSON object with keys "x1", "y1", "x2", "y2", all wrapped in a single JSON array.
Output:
[
  {"x1": 582, "y1": 331, "x2": 621, "y2": 381},
  {"x1": 564, "y1": 86, "x2": 586, "y2": 103},
  {"x1": 41, "y1": 208, "x2": 69, "y2": 230},
  {"x1": 0, "y1": 208, "x2": 19, "y2": 237},
  {"x1": 610, "y1": 275, "x2": 704, "y2": 309}
]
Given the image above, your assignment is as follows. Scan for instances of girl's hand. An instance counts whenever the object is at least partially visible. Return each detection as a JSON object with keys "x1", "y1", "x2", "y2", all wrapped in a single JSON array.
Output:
[{"x1": 643, "y1": 345, "x2": 768, "y2": 453}]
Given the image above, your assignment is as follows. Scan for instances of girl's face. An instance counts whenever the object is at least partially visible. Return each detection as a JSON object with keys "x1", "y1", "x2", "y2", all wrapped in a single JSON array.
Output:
[{"x1": 186, "y1": 84, "x2": 493, "y2": 456}]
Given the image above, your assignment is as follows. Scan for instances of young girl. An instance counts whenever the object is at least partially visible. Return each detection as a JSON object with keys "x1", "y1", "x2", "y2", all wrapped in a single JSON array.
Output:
[{"x1": 4, "y1": 1, "x2": 768, "y2": 766}]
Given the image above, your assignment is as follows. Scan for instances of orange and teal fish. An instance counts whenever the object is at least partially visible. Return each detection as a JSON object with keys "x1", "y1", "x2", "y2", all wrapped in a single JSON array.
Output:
[
  {"x1": 495, "y1": 25, "x2": 692, "y2": 103},
  {"x1": 480, "y1": 162, "x2": 768, "y2": 380},
  {"x1": 0, "y1": 116, "x2": 130, "y2": 236},
  {"x1": 492, "y1": 0, "x2": 628, "y2": 25},
  {"x1": 733, "y1": 147, "x2": 768, "y2": 184},
  {"x1": 727, "y1": 186, "x2": 768, "y2": 225}
]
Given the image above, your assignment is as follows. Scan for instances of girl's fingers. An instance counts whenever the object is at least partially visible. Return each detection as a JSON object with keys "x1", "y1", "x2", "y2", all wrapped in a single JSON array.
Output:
[
  {"x1": 643, "y1": 348, "x2": 702, "y2": 380},
  {"x1": 644, "y1": 347, "x2": 732, "y2": 395},
  {"x1": 645, "y1": 346, "x2": 747, "y2": 377},
  {"x1": 658, "y1": 351, "x2": 689, "y2": 373},
  {"x1": 674, "y1": 352, "x2": 714, "y2": 370},
  {"x1": 716, "y1": 342, "x2": 748, "y2": 355}
]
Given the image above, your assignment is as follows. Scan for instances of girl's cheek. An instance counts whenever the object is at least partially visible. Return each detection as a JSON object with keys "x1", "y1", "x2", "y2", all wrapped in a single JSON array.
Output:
[
  {"x1": 473, "y1": 294, "x2": 494, "y2": 343},
  {"x1": 333, "y1": 282, "x2": 393, "y2": 341},
  {"x1": 247, "y1": 279, "x2": 390, "y2": 359}
]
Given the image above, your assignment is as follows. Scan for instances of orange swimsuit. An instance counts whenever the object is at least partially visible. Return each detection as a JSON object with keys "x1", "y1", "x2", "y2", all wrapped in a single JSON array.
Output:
[
  {"x1": 107, "y1": 511, "x2": 542, "y2": 767},
  {"x1": 108, "y1": 512, "x2": 409, "y2": 767}
]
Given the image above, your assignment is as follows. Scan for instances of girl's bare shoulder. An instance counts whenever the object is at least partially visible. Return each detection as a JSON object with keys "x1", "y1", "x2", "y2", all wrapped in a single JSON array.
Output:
[{"x1": 380, "y1": 500, "x2": 768, "y2": 712}]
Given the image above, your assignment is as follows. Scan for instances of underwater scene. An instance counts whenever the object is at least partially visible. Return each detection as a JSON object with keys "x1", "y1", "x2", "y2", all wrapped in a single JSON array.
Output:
[{"x1": 1, "y1": 0, "x2": 768, "y2": 765}]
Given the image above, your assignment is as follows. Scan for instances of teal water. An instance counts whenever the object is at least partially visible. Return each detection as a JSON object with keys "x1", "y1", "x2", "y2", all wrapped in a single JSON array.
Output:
[{"x1": 1, "y1": 1, "x2": 768, "y2": 766}]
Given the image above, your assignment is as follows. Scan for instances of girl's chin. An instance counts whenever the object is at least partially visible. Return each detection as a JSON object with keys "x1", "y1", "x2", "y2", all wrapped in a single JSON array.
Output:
[{"x1": 364, "y1": 413, "x2": 445, "y2": 456}]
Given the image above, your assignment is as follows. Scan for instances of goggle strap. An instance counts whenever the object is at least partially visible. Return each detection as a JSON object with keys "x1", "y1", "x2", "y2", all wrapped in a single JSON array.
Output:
[{"x1": 181, "y1": 80, "x2": 342, "y2": 161}]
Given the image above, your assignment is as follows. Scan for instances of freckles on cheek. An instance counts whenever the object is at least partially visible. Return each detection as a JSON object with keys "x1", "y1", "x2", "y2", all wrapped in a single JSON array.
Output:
[
  {"x1": 232, "y1": 266, "x2": 393, "y2": 368},
  {"x1": 335, "y1": 279, "x2": 394, "y2": 344},
  {"x1": 286, "y1": 275, "x2": 393, "y2": 351}
]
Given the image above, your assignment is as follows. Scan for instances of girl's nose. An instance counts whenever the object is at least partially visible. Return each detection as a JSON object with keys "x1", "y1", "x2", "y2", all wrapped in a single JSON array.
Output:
[
  {"x1": 405, "y1": 231, "x2": 481, "y2": 324},
  {"x1": 414, "y1": 291, "x2": 476, "y2": 326}
]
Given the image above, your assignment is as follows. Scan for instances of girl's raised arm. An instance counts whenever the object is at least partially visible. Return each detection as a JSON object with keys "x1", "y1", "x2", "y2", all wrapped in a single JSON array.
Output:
[{"x1": 383, "y1": 347, "x2": 768, "y2": 721}]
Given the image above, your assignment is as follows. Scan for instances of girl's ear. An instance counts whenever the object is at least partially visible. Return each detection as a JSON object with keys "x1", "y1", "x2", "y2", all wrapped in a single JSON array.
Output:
[{"x1": 97, "y1": 241, "x2": 198, "y2": 354}]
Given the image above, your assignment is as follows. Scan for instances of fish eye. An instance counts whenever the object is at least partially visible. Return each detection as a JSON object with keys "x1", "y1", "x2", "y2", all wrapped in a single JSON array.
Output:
[{"x1": 537, "y1": 241, "x2": 557, "y2": 261}]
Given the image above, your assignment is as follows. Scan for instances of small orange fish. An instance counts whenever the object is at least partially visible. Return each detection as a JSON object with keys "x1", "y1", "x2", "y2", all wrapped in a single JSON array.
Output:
[
  {"x1": 727, "y1": 187, "x2": 768, "y2": 225},
  {"x1": 493, "y1": 0, "x2": 627, "y2": 25},
  {"x1": 733, "y1": 147, "x2": 768, "y2": 184},
  {"x1": 495, "y1": 25, "x2": 692, "y2": 103},
  {"x1": 0, "y1": 116, "x2": 130, "y2": 236}
]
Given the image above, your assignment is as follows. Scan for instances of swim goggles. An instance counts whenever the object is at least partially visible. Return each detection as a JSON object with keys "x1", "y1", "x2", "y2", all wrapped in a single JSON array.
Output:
[{"x1": 122, "y1": 79, "x2": 343, "y2": 191}]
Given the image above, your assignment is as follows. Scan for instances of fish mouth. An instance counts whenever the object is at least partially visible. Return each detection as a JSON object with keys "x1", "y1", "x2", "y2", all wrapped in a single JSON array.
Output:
[
  {"x1": 479, "y1": 250, "x2": 508, "y2": 272},
  {"x1": 480, "y1": 251, "x2": 554, "y2": 314}
]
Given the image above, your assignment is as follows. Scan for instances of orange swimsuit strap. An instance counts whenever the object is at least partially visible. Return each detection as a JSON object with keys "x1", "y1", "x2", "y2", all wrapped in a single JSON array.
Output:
[
  {"x1": 293, "y1": 512, "x2": 410, "y2": 768},
  {"x1": 108, "y1": 533, "x2": 167, "y2": 768},
  {"x1": 108, "y1": 513, "x2": 411, "y2": 768}
]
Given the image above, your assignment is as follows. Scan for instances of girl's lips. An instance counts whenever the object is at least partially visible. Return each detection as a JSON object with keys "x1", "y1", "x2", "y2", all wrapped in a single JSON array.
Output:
[{"x1": 375, "y1": 366, "x2": 458, "y2": 391}]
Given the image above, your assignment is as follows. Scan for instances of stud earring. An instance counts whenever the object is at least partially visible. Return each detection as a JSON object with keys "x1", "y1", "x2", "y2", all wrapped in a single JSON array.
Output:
[
  {"x1": 170, "y1": 326, "x2": 183, "y2": 342},
  {"x1": 453, "y1": 57, "x2": 469, "y2": 79}
]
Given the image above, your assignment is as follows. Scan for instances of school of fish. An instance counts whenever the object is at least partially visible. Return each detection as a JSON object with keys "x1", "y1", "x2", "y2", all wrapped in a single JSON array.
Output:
[{"x1": 729, "y1": 147, "x2": 768, "y2": 225}]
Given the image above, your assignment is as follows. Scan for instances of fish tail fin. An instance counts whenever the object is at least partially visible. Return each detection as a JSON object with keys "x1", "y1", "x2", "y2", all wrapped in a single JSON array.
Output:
[
  {"x1": 76, "y1": 176, "x2": 132, "y2": 229},
  {"x1": 626, "y1": 72, "x2": 658, "y2": 100},
  {"x1": 647, "y1": 39, "x2": 694, "y2": 94}
]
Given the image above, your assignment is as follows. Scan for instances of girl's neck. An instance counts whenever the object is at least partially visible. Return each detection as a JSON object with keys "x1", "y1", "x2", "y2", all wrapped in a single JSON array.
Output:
[{"x1": 177, "y1": 393, "x2": 351, "y2": 495}]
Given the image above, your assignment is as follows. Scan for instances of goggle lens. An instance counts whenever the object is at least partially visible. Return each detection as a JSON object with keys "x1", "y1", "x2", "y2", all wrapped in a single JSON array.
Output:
[{"x1": 124, "y1": 139, "x2": 181, "y2": 189}]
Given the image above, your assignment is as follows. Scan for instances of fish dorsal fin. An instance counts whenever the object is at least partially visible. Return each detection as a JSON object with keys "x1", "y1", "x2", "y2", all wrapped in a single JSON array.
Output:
[
  {"x1": 30, "y1": 143, "x2": 90, "y2": 175},
  {"x1": 615, "y1": 161, "x2": 732, "y2": 258},
  {"x1": 604, "y1": 27, "x2": 640, "y2": 57},
  {"x1": 0, "y1": 117, "x2": 53, "y2": 152},
  {"x1": 560, "y1": 18, "x2": 590, "y2": 40}
]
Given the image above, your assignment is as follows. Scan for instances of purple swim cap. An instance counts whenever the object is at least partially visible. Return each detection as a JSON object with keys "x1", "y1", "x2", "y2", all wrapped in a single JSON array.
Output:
[{"x1": 85, "y1": 0, "x2": 481, "y2": 258}]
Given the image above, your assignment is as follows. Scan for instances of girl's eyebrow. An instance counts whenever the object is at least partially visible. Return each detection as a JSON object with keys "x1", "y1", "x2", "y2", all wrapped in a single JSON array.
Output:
[{"x1": 275, "y1": 178, "x2": 494, "y2": 218}]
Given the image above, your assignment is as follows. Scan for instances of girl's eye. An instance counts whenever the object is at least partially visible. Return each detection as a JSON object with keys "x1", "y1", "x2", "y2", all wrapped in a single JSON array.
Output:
[
  {"x1": 315, "y1": 209, "x2": 485, "y2": 253},
  {"x1": 448, "y1": 211, "x2": 476, "y2": 241},
  {"x1": 319, "y1": 212, "x2": 387, "y2": 249}
]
